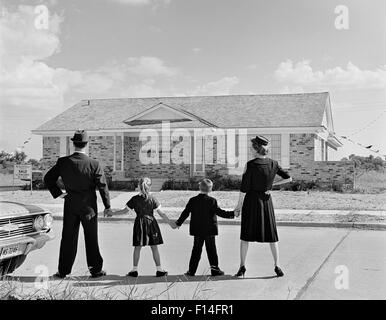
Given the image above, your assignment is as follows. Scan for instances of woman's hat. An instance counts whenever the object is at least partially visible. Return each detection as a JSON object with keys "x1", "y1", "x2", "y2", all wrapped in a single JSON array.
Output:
[
  {"x1": 71, "y1": 130, "x2": 89, "y2": 142},
  {"x1": 251, "y1": 135, "x2": 269, "y2": 146}
]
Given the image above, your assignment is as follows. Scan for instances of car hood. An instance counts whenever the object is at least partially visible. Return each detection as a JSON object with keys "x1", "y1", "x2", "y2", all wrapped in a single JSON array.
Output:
[{"x1": 0, "y1": 201, "x2": 47, "y2": 219}]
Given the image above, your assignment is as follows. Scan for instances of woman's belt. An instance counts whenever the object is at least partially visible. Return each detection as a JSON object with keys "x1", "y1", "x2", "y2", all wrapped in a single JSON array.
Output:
[{"x1": 247, "y1": 190, "x2": 271, "y2": 200}]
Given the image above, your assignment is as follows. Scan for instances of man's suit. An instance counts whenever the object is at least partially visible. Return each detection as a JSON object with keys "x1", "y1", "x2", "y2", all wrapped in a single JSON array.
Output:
[{"x1": 44, "y1": 152, "x2": 111, "y2": 276}]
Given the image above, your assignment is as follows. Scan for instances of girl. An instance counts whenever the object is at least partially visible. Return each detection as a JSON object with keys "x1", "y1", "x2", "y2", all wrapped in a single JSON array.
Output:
[{"x1": 114, "y1": 177, "x2": 174, "y2": 277}]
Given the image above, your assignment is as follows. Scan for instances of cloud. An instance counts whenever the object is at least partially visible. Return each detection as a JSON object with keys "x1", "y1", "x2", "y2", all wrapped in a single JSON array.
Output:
[
  {"x1": 189, "y1": 77, "x2": 240, "y2": 96},
  {"x1": 0, "y1": 4, "x2": 181, "y2": 115},
  {"x1": 108, "y1": 0, "x2": 172, "y2": 6},
  {"x1": 125, "y1": 56, "x2": 178, "y2": 77},
  {"x1": 274, "y1": 60, "x2": 386, "y2": 92}
]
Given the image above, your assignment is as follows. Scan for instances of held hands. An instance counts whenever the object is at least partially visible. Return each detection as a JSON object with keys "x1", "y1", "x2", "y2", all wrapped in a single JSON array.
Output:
[
  {"x1": 234, "y1": 206, "x2": 242, "y2": 217},
  {"x1": 169, "y1": 221, "x2": 178, "y2": 229},
  {"x1": 103, "y1": 208, "x2": 113, "y2": 217}
]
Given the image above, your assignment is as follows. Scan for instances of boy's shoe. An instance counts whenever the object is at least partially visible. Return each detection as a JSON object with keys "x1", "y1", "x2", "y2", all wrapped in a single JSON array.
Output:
[
  {"x1": 211, "y1": 268, "x2": 225, "y2": 276},
  {"x1": 184, "y1": 271, "x2": 195, "y2": 277},
  {"x1": 127, "y1": 271, "x2": 138, "y2": 277}
]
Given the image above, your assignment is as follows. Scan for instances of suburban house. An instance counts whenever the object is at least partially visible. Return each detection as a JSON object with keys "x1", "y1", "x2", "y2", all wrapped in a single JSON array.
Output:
[{"x1": 32, "y1": 92, "x2": 354, "y2": 189}]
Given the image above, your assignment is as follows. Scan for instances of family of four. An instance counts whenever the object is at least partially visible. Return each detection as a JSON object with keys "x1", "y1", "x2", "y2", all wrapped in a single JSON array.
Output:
[{"x1": 44, "y1": 130, "x2": 292, "y2": 279}]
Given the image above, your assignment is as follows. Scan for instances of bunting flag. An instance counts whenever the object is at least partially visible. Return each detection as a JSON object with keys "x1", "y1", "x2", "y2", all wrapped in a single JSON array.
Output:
[{"x1": 339, "y1": 136, "x2": 386, "y2": 159}]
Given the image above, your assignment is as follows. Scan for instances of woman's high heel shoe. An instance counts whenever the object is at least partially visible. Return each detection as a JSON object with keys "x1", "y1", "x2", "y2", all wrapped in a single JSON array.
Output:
[
  {"x1": 274, "y1": 266, "x2": 284, "y2": 277},
  {"x1": 234, "y1": 266, "x2": 246, "y2": 278}
]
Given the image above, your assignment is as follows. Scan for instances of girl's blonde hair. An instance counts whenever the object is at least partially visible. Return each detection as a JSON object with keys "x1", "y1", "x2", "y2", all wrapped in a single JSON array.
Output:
[{"x1": 138, "y1": 177, "x2": 152, "y2": 199}]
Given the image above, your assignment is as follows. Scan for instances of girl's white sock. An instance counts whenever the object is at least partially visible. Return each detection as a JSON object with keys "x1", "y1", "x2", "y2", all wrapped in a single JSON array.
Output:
[
  {"x1": 132, "y1": 266, "x2": 138, "y2": 271},
  {"x1": 156, "y1": 266, "x2": 163, "y2": 272}
]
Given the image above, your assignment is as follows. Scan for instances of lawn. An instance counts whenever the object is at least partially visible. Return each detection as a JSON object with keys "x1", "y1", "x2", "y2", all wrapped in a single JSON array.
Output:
[{"x1": 1, "y1": 189, "x2": 385, "y2": 211}]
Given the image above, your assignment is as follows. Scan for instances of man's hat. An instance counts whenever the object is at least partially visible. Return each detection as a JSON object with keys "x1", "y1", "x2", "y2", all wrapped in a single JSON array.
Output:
[
  {"x1": 71, "y1": 130, "x2": 89, "y2": 143},
  {"x1": 251, "y1": 135, "x2": 269, "y2": 146}
]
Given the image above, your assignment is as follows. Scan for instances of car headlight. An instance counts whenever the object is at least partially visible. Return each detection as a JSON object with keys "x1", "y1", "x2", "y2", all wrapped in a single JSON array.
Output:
[
  {"x1": 33, "y1": 215, "x2": 44, "y2": 231},
  {"x1": 43, "y1": 214, "x2": 53, "y2": 229}
]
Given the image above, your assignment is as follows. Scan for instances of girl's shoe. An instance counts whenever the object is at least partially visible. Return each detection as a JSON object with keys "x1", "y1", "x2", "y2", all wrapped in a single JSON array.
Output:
[
  {"x1": 274, "y1": 266, "x2": 284, "y2": 277},
  {"x1": 234, "y1": 266, "x2": 246, "y2": 278},
  {"x1": 156, "y1": 270, "x2": 168, "y2": 277},
  {"x1": 127, "y1": 271, "x2": 138, "y2": 277}
]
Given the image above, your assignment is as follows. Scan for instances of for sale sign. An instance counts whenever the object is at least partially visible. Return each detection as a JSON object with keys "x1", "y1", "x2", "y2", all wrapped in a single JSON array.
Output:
[{"x1": 14, "y1": 164, "x2": 32, "y2": 180}]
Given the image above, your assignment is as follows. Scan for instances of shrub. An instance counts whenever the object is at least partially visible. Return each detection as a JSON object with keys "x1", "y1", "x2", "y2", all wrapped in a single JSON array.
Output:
[
  {"x1": 162, "y1": 174, "x2": 241, "y2": 191},
  {"x1": 108, "y1": 179, "x2": 138, "y2": 191}
]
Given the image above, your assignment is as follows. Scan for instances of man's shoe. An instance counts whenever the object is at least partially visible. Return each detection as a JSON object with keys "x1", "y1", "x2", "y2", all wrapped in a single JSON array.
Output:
[
  {"x1": 156, "y1": 270, "x2": 168, "y2": 277},
  {"x1": 211, "y1": 268, "x2": 225, "y2": 276},
  {"x1": 90, "y1": 270, "x2": 107, "y2": 278},
  {"x1": 52, "y1": 272, "x2": 67, "y2": 279},
  {"x1": 184, "y1": 271, "x2": 195, "y2": 277}
]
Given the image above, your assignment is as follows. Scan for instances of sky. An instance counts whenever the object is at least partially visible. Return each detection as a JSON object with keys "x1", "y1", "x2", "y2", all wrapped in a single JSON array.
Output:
[{"x1": 0, "y1": 0, "x2": 385, "y2": 160}]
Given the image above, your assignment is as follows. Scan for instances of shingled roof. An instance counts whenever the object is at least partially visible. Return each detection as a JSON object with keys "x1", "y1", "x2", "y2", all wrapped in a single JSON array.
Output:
[{"x1": 33, "y1": 92, "x2": 331, "y2": 132}]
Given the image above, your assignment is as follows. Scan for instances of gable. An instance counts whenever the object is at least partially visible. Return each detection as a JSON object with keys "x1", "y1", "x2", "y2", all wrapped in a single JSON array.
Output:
[{"x1": 124, "y1": 103, "x2": 198, "y2": 126}]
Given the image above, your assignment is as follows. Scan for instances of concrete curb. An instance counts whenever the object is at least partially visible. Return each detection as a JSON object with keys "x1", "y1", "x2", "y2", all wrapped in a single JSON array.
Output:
[{"x1": 52, "y1": 216, "x2": 386, "y2": 230}]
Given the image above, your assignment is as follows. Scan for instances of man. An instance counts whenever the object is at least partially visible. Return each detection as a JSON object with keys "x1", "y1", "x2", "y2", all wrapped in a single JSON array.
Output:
[{"x1": 44, "y1": 130, "x2": 112, "y2": 279}]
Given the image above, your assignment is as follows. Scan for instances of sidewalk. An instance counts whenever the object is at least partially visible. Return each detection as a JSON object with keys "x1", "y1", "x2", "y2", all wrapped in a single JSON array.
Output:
[{"x1": 36, "y1": 201, "x2": 386, "y2": 230}]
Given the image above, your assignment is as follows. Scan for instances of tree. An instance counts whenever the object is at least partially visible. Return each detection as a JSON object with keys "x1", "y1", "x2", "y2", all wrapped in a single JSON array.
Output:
[{"x1": 12, "y1": 150, "x2": 27, "y2": 164}]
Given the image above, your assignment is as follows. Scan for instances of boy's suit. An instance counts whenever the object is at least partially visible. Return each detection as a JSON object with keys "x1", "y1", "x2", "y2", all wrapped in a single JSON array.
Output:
[{"x1": 175, "y1": 193, "x2": 234, "y2": 275}]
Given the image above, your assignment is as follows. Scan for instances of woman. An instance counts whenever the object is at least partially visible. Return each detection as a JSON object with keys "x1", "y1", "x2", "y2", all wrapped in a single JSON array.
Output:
[{"x1": 234, "y1": 135, "x2": 292, "y2": 278}]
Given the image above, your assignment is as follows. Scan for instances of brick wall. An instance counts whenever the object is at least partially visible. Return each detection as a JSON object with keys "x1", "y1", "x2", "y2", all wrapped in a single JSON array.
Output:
[
  {"x1": 288, "y1": 133, "x2": 354, "y2": 185},
  {"x1": 41, "y1": 132, "x2": 354, "y2": 186},
  {"x1": 42, "y1": 136, "x2": 60, "y2": 170}
]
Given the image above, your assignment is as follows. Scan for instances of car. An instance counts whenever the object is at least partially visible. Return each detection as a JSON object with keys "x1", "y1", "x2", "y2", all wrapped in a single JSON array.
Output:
[{"x1": 0, "y1": 201, "x2": 54, "y2": 276}]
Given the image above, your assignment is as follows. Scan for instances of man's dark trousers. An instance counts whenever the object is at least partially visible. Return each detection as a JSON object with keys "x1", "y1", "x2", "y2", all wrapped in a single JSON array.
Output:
[
  {"x1": 59, "y1": 211, "x2": 103, "y2": 276},
  {"x1": 189, "y1": 236, "x2": 219, "y2": 274}
]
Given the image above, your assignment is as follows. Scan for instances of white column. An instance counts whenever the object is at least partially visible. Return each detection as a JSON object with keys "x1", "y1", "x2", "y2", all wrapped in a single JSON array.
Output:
[
  {"x1": 281, "y1": 133, "x2": 290, "y2": 168},
  {"x1": 59, "y1": 136, "x2": 67, "y2": 157}
]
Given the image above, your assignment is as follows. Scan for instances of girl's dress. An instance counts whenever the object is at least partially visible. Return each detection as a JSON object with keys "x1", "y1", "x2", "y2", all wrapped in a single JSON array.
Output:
[{"x1": 126, "y1": 194, "x2": 163, "y2": 246}]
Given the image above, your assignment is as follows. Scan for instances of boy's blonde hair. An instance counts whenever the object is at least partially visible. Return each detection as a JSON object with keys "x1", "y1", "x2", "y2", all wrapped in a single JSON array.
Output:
[
  {"x1": 199, "y1": 179, "x2": 213, "y2": 193},
  {"x1": 139, "y1": 177, "x2": 152, "y2": 199}
]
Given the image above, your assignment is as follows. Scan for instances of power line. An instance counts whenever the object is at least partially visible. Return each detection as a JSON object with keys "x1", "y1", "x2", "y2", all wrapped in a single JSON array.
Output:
[
  {"x1": 346, "y1": 108, "x2": 386, "y2": 137},
  {"x1": 339, "y1": 135, "x2": 386, "y2": 159}
]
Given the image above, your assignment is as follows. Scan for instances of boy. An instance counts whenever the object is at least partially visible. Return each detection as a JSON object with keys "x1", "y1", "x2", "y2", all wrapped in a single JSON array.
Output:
[{"x1": 174, "y1": 179, "x2": 234, "y2": 276}]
